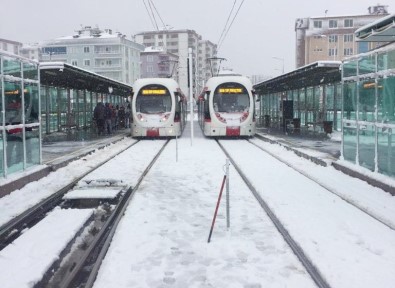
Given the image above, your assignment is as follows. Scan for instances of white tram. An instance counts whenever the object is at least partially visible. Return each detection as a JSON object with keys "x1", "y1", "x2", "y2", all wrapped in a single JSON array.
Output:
[
  {"x1": 131, "y1": 78, "x2": 187, "y2": 138},
  {"x1": 197, "y1": 74, "x2": 256, "y2": 137}
]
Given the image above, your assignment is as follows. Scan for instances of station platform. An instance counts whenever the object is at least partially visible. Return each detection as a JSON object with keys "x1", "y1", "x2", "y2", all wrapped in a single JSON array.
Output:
[{"x1": 1, "y1": 125, "x2": 394, "y2": 197}]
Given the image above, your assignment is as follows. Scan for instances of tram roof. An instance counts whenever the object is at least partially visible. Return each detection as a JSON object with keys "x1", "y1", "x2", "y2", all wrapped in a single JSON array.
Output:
[
  {"x1": 253, "y1": 61, "x2": 341, "y2": 95},
  {"x1": 39, "y1": 62, "x2": 132, "y2": 97}
]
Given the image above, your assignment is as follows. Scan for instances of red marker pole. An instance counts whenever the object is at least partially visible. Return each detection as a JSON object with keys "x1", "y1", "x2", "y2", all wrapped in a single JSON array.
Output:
[{"x1": 207, "y1": 175, "x2": 227, "y2": 243}]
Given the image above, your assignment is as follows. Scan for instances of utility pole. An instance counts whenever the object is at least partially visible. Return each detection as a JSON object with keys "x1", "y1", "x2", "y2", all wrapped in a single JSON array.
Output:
[{"x1": 188, "y1": 48, "x2": 194, "y2": 145}]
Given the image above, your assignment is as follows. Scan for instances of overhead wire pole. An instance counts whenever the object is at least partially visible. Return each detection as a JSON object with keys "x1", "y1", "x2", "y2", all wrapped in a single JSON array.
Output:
[{"x1": 188, "y1": 48, "x2": 194, "y2": 145}]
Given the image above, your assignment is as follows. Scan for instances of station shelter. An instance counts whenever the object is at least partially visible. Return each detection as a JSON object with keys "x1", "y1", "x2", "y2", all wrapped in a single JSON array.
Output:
[
  {"x1": 254, "y1": 61, "x2": 342, "y2": 135},
  {"x1": 1, "y1": 51, "x2": 40, "y2": 178},
  {"x1": 1, "y1": 55, "x2": 132, "y2": 179},
  {"x1": 342, "y1": 13, "x2": 395, "y2": 178},
  {"x1": 40, "y1": 62, "x2": 132, "y2": 134}
]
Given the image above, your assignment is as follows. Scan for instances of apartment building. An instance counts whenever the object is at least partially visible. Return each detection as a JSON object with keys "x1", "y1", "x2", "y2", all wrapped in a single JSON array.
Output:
[
  {"x1": 295, "y1": 5, "x2": 389, "y2": 67},
  {"x1": 40, "y1": 26, "x2": 144, "y2": 84},
  {"x1": 134, "y1": 29, "x2": 217, "y2": 96},
  {"x1": 140, "y1": 46, "x2": 179, "y2": 81},
  {"x1": 0, "y1": 38, "x2": 22, "y2": 55}
]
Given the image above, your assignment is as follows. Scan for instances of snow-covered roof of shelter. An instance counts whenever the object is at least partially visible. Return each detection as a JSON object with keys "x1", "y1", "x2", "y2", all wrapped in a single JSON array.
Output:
[{"x1": 355, "y1": 13, "x2": 395, "y2": 42}]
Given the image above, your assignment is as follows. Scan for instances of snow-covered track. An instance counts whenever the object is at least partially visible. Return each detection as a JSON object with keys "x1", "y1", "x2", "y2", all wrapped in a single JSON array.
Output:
[
  {"x1": 248, "y1": 138, "x2": 395, "y2": 231},
  {"x1": 0, "y1": 140, "x2": 140, "y2": 251},
  {"x1": 56, "y1": 139, "x2": 170, "y2": 288},
  {"x1": 216, "y1": 139, "x2": 331, "y2": 288}
]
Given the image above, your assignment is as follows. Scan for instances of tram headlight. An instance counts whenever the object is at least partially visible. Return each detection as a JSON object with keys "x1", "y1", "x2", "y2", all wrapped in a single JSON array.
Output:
[
  {"x1": 215, "y1": 113, "x2": 226, "y2": 123},
  {"x1": 137, "y1": 113, "x2": 145, "y2": 122},
  {"x1": 240, "y1": 112, "x2": 249, "y2": 123},
  {"x1": 160, "y1": 113, "x2": 170, "y2": 122}
]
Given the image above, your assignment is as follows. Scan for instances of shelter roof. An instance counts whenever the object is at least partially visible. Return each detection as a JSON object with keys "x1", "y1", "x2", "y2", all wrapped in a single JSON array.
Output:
[
  {"x1": 39, "y1": 62, "x2": 132, "y2": 97},
  {"x1": 355, "y1": 13, "x2": 395, "y2": 42},
  {"x1": 254, "y1": 61, "x2": 341, "y2": 94}
]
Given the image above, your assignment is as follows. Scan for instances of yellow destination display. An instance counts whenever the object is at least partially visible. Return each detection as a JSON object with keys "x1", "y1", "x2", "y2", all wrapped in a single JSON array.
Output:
[
  {"x1": 219, "y1": 88, "x2": 243, "y2": 93},
  {"x1": 142, "y1": 89, "x2": 167, "y2": 95}
]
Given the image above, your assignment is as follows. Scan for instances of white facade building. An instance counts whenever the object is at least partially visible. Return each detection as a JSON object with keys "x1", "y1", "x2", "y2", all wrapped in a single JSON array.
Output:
[
  {"x1": 0, "y1": 38, "x2": 22, "y2": 55},
  {"x1": 134, "y1": 29, "x2": 217, "y2": 96},
  {"x1": 40, "y1": 26, "x2": 144, "y2": 84}
]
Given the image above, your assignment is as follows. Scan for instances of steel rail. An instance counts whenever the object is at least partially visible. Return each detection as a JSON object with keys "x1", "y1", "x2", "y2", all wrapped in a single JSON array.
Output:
[
  {"x1": 0, "y1": 140, "x2": 139, "y2": 250},
  {"x1": 61, "y1": 139, "x2": 170, "y2": 288},
  {"x1": 249, "y1": 138, "x2": 395, "y2": 231},
  {"x1": 216, "y1": 139, "x2": 331, "y2": 288}
]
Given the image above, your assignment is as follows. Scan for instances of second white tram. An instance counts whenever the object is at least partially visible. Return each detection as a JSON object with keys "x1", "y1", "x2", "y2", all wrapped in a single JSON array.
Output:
[
  {"x1": 197, "y1": 74, "x2": 256, "y2": 137},
  {"x1": 131, "y1": 78, "x2": 187, "y2": 138}
]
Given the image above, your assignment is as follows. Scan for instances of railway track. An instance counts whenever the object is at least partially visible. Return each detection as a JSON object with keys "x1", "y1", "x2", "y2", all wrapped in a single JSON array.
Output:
[
  {"x1": 43, "y1": 139, "x2": 170, "y2": 288},
  {"x1": 216, "y1": 139, "x2": 331, "y2": 288},
  {"x1": 0, "y1": 140, "x2": 141, "y2": 251},
  {"x1": 248, "y1": 138, "x2": 395, "y2": 231}
]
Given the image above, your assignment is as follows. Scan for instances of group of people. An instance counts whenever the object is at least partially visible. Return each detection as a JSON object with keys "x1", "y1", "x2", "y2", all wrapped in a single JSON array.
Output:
[{"x1": 93, "y1": 102, "x2": 131, "y2": 136}]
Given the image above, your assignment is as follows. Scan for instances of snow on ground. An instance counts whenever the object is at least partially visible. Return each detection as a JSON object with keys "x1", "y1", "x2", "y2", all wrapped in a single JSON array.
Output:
[
  {"x1": 1, "y1": 121, "x2": 395, "y2": 288},
  {"x1": 0, "y1": 207, "x2": 93, "y2": 288},
  {"x1": 220, "y1": 139, "x2": 395, "y2": 288},
  {"x1": 93, "y1": 135, "x2": 317, "y2": 288}
]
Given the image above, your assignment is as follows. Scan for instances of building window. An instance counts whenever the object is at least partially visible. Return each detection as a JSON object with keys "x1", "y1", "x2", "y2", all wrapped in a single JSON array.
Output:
[
  {"x1": 143, "y1": 35, "x2": 152, "y2": 40},
  {"x1": 328, "y1": 48, "x2": 338, "y2": 56},
  {"x1": 329, "y1": 35, "x2": 338, "y2": 43},
  {"x1": 2, "y1": 43, "x2": 7, "y2": 50},
  {"x1": 84, "y1": 59, "x2": 90, "y2": 66},
  {"x1": 147, "y1": 66, "x2": 153, "y2": 72},
  {"x1": 106, "y1": 60, "x2": 112, "y2": 66},
  {"x1": 344, "y1": 34, "x2": 353, "y2": 42},
  {"x1": 344, "y1": 48, "x2": 353, "y2": 56},
  {"x1": 171, "y1": 34, "x2": 178, "y2": 38},
  {"x1": 147, "y1": 55, "x2": 153, "y2": 62},
  {"x1": 344, "y1": 19, "x2": 353, "y2": 27},
  {"x1": 71, "y1": 60, "x2": 78, "y2": 66},
  {"x1": 313, "y1": 20, "x2": 322, "y2": 28},
  {"x1": 329, "y1": 20, "x2": 338, "y2": 28},
  {"x1": 84, "y1": 46, "x2": 90, "y2": 53}
]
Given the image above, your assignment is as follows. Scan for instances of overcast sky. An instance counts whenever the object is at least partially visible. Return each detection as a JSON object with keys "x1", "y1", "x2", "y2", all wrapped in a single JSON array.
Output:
[{"x1": 0, "y1": 0, "x2": 391, "y2": 77}]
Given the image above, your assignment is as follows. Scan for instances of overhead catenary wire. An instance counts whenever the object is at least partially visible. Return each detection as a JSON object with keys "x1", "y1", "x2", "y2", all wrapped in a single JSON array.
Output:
[
  {"x1": 142, "y1": 0, "x2": 156, "y2": 30},
  {"x1": 217, "y1": 0, "x2": 237, "y2": 49},
  {"x1": 148, "y1": 0, "x2": 167, "y2": 30},
  {"x1": 147, "y1": 0, "x2": 159, "y2": 30},
  {"x1": 217, "y1": 0, "x2": 246, "y2": 52}
]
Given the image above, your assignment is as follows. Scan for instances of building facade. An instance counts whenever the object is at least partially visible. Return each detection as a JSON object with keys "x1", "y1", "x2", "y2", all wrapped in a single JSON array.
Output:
[
  {"x1": 0, "y1": 38, "x2": 22, "y2": 55},
  {"x1": 134, "y1": 29, "x2": 217, "y2": 96},
  {"x1": 40, "y1": 26, "x2": 144, "y2": 84},
  {"x1": 295, "y1": 5, "x2": 389, "y2": 68},
  {"x1": 140, "y1": 46, "x2": 179, "y2": 81}
]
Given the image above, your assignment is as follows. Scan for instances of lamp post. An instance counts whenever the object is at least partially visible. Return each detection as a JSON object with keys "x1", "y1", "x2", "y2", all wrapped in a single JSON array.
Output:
[{"x1": 272, "y1": 56, "x2": 284, "y2": 74}]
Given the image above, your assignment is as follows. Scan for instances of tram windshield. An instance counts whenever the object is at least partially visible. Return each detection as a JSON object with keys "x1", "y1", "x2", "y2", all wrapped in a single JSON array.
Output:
[
  {"x1": 136, "y1": 85, "x2": 172, "y2": 114},
  {"x1": 213, "y1": 83, "x2": 250, "y2": 113}
]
